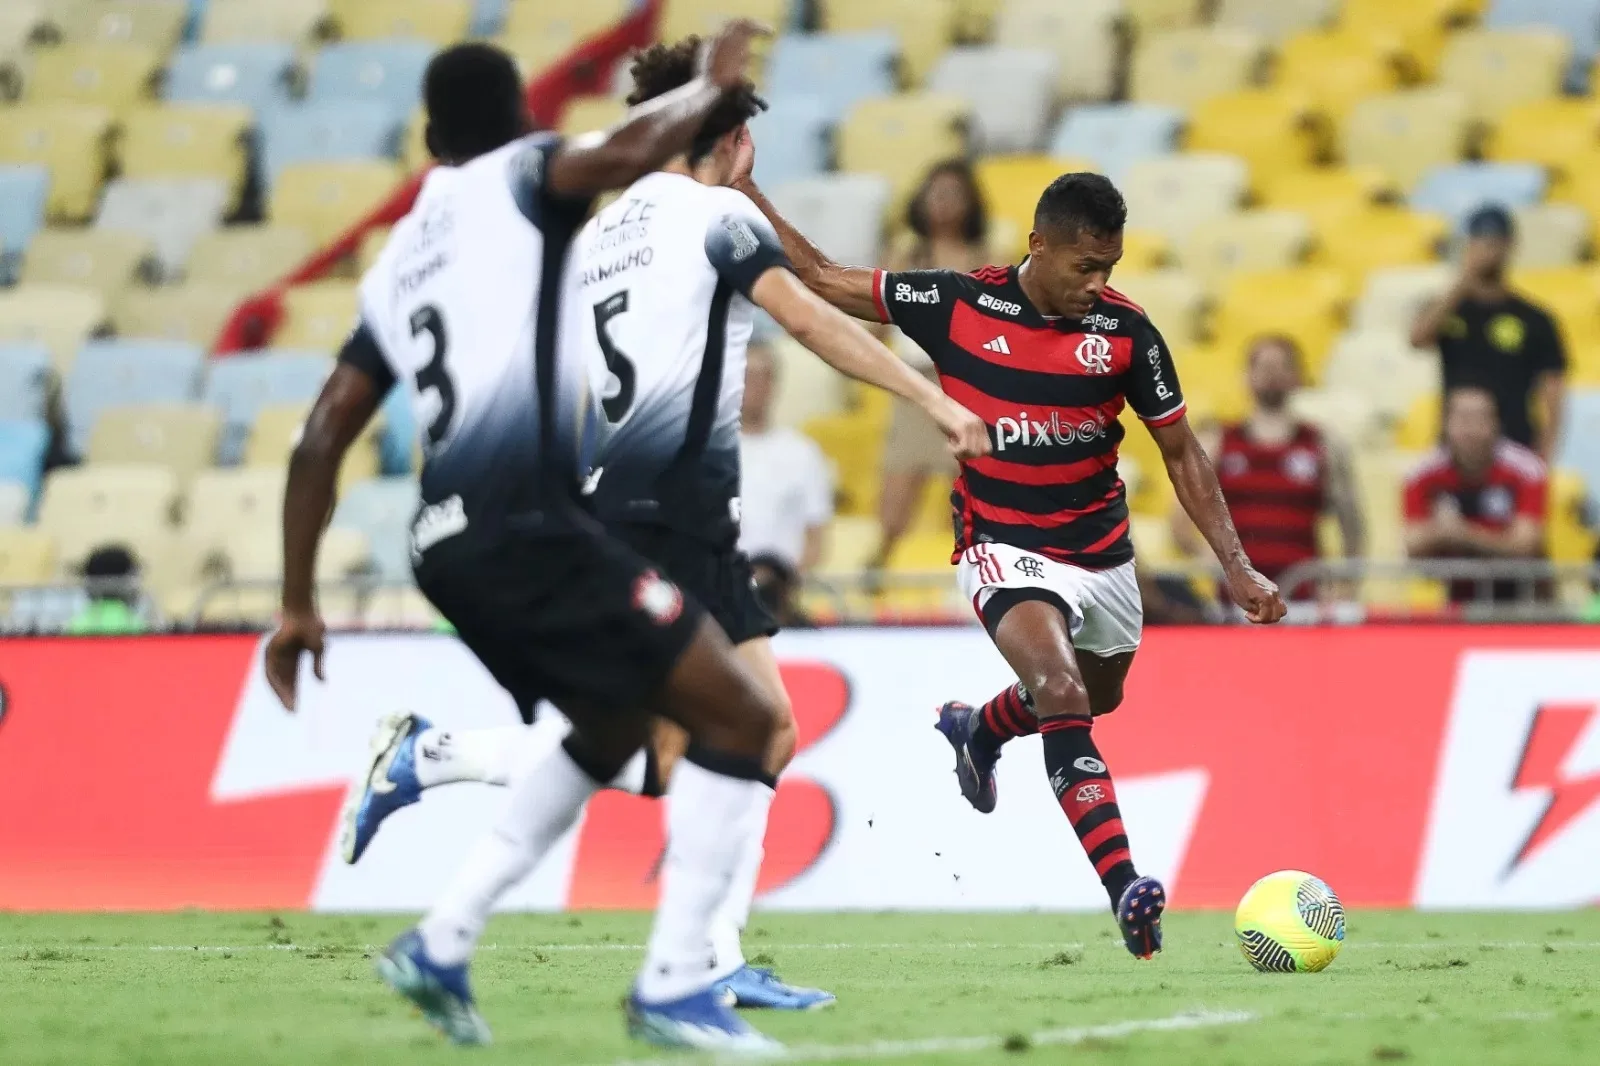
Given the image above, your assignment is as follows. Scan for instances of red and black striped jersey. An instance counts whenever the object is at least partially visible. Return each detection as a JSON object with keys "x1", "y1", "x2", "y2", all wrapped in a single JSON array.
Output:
[
  {"x1": 871, "y1": 263, "x2": 1186, "y2": 569},
  {"x1": 1214, "y1": 422, "x2": 1327, "y2": 582}
]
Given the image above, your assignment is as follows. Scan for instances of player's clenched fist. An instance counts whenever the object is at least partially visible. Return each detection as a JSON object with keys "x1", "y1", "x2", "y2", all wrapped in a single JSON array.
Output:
[
  {"x1": 934, "y1": 399, "x2": 993, "y2": 461},
  {"x1": 1226, "y1": 565, "x2": 1287, "y2": 624},
  {"x1": 699, "y1": 18, "x2": 770, "y2": 90}
]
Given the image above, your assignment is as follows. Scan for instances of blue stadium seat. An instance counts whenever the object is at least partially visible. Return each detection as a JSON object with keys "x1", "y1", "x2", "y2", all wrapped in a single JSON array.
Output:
[
  {"x1": 0, "y1": 343, "x2": 52, "y2": 423},
  {"x1": 469, "y1": 0, "x2": 508, "y2": 36},
  {"x1": 0, "y1": 419, "x2": 50, "y2": 502},
  {"x1": 307, "y1": 40, "x2": 435, "y2": 120},
  {"x1": 64, "y1": 340, "x2": 207, "y2": 456},
  {"x1": 202, "y1": 350, "x2": 332, "y2": 462},
  {"x1": 258, "y1": 101, "x2": 401, "y2": 188},
  {"x1": 1409, "y1": 163, "x2": 1548, "y2": 229},
  {"x1": 1557, "y1": 388, "x2": 1600, "y2": 503},
  {"x1": 333, "y1": 476, "x2": 420, "y2": 580},
  {"x1": 750, "y1": 95, "x2": 832, "y2": 187},
  {"x1": 165, "y1": 43, "x2": 298, "y2": 111},
  {"x1": 1049, "y1": 103, "x2": 1185, "y2": 180},
  {"x1": 0, "y1": 166, "x2": 50, "y2": 268},
  {"x1": 379, "y1": 382, "x2": 416, "y2": 475},
  {"x1": 1487, "y1": 0, "x2": 1600, "y2": 90},
  {"x1": 767, "y1": 32, "x2": 898, "y2": 126}
]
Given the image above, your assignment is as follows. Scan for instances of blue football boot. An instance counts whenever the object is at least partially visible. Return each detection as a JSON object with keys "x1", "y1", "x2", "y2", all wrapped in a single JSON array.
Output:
[
  {"x1": 718, "y1": 964, "x2": 836, "y2": 1010},
  {"x1": 1117, "y1": 875, "x2": 1167, "y2": 960},
  {"x1": 341, "y1": 712, "x2": 429, "y2": 864},
  {"x1": 934, "y1": 701, "x2": 999, "y2": 813},
  {"x1": 375, "y1": 929, "x2": 491, "y2": 1046},
  {"x1": 627, "y1": 985, "x2": 782, "y2": 1053}
]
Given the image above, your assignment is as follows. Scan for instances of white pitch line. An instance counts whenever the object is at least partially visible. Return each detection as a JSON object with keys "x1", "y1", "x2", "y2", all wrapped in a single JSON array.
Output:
[
  {"x1": 609, "y1": 1008, "x2": 1256, "y2": 1066},
  {"x1": 6, "y1": 940, "x2": 1600, "y2": 954}
]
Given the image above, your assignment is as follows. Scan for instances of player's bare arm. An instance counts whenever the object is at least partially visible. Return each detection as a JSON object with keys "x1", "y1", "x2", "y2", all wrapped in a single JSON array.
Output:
[
  {"x1": 749, "y1": 266, "x2": 990, "y2": 460},
  {"x1": 266, "y1": 361, "x2": 385, "y2": 711},
  {"x1": 545, "y1": 19, "x2": 768, "y2": 198},
  {"x1": 1149, "y1": 415, "x2": 1287, "y2": 624}
]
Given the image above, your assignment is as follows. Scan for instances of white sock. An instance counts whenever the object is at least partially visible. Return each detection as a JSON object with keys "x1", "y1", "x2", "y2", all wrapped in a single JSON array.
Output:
[
  {"x1": 636, "y1": 757, "x2": 774, "y2": 1003},
  {"x1": 412, "y1": 726, "x2": 526, "y2": 788},
  {"x1": 608, "y1": 749, "x2": 649, "y2": 795},
  {"x1": 418, "y1": 740, "x2": 598, "y2": 966},
  {"x1": 708, "y1": 827, "x2": 764, "y2": 973}
]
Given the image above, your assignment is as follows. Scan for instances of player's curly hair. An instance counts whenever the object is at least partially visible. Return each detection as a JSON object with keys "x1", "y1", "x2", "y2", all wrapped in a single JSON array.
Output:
[
  {"x1": 627, "y1": 37, "x2": 767, "y2": 164},
  {"x1": 1034, "y1": 172, "x2": 1127, "y2": 240}
]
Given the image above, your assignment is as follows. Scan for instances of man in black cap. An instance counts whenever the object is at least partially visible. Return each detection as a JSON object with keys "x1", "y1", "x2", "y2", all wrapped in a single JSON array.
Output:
[{"x1": 1410, "y1": 204, "x2": 1568, "y2": 459}]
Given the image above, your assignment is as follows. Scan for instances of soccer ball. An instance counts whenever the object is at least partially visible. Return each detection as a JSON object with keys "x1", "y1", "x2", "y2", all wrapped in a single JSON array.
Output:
[{"x1": 1234, "y1": 870, "x2": 1346, "y2": 973}]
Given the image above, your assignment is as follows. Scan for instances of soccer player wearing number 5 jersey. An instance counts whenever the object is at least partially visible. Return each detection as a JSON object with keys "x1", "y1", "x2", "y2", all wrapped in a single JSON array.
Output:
[{"x1": 732, "y1": 154, "x2": 1289, "y2": 959}]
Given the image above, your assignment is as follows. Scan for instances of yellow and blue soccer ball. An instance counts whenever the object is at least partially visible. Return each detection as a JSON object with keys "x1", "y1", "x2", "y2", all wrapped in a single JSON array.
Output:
[{"x1": 1234, "y1": 870, "x2": 1346, "y2": 973}]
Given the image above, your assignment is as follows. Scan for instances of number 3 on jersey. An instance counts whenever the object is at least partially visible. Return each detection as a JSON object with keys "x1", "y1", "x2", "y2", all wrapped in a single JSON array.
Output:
[
  {"x1": 593, "y1": 291, "x2": 636, "y2": 422},
  {"x1": 410, "y1": 305, "x2": 455, "y2": 451}
]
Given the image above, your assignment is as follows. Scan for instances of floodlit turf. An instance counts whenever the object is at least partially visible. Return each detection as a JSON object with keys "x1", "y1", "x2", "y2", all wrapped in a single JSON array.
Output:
[{"x1": 0, "y1": 911, "x2": 1596, "y2": 1064}]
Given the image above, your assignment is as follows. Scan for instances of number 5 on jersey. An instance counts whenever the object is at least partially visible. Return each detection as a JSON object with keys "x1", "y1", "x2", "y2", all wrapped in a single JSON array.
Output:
[{"x1": 594, "y1": 290, "x2": 636, "y2": 422}]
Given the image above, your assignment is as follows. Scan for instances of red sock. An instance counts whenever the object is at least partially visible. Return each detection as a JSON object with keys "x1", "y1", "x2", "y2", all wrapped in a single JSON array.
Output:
[{"x1": 1041, "y1": 717, "x2": 1136, "y2": 904}]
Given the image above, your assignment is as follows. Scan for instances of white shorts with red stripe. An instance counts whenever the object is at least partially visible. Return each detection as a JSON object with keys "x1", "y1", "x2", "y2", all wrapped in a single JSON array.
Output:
[{"x1": 956, "y1": 543, "x2": 1143, "y2": 657}]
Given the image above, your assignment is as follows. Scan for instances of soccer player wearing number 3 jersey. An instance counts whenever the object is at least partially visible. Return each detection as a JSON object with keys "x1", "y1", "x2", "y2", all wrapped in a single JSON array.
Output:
[{"x1": 732, "y1": 156, "x2": 1290, "y2": 959}]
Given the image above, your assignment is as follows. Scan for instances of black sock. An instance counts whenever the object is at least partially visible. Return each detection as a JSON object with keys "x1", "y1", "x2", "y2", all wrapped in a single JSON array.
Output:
[{"x1": 1041, "y1": 717, "x2": 1137, "y2": 905}]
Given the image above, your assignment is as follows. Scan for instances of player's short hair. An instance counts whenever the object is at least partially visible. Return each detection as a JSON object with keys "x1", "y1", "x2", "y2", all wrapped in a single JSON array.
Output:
[
  {"x1": 423, "y1": 43, "x2": 526, "y2": 162},
  {"x1": 627, "y1": 37, "x2": 767, "y2": 164},
  {"x1": 1247, "y1": 334, "x2": 1304, "y2": 374},
  {"x1": 1034, "y1": 172, "x2": 1127, "y2": 240}
]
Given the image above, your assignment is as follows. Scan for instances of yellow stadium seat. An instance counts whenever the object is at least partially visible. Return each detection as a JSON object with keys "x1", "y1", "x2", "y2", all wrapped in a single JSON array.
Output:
[
  {"x1": 1313, "y1": 207, "x2": 1446, "y2": 284},
  {"x1": 118, "y1": 105, "x2": 253, "y2": 213},
  {"x1": 87, "y1": 404, "x2": 222, "y2": 484},
  {"x1": 1291, "y1": 385, "x2": 1383, "y2": 443},
  {"x1": 1176, "y1": 210, "x2": 1313, "y2": 291},
  {"x1": 0, "y1": 284, "x2": 107, "y2": 372},
  {"x1": 1322, "y1": 330, "x2": 1440, "y2": 420},
  {"x1": 271, "y1": 161, "x2": 404, "y2": 245},
  {"x1": 0, "y1": 103, "x2": 113, "y2": 221},
  {"x1": 1123, "y1": 0, "x2": 1206, "y2": 35},
  {"x1": 821, "y1": 0, "x2": 961, "y2": 85},
  {"x1": 187, "y1": 226, "x2": 313, "y2": 292},
  {"x1": 1509, "y1": 267, "x2": 1600, "y2": 354},
  {"x1": 112, "y1": 283, "x2": 247, "y2": 348},
  {"x1": 278, "y1": 281, "x2": 359, "y2": 354},
  {"x1": 994, "y1": 0, "x2": 1119, "y2": 100},
  {"x1": 1484, "y1": 100, "x2": 1600, "y2": 192},
  {"x1": 1275, "y1": 30, "x2": 1405, "y2": 121},
  {"x1": 1186, "y1": 90, "x2": 1325, "y2": 184},
  {"x1": 1339, "y1": 0, "x2": 1477, "y2": 77},
  {"x1": 504, "y1": 0, "x2": 628, "y2": 44},
  {"x1": 1549, "y1": 468, "x2": 1599, "y2": 564},
  {"x1": 1120, "y1": 229, "x2": 1170, "y2": 272},
  {"x1": 560, "y1": 96, "x2": 627, "y2": 137},
  {"x1": 803, "y1": 411, "x2": 886, "y2": 517},
  {"x1": 1351, "y1": 264, "x2": 1454, "y2": 334},
  {"x1": 838, "y1": 93, "x2": 969, "y2": 209},
  {"x1": 0, "y1": 527, "x2": 55, "y2": 585},
  {"x1": 49, "y1": 0, "x2": 187, "y2": 48},
  {"x1": 885, "y1": 530, "x2": 954, "y2": 573},
  {"x1": 201, "y1": 0, "x2": 329, "y2": 43},
  {"x1": 1121, "y1": 153, "x2": 1249, "y2": 241},
  {"x1": 402, "y1": 109, "x2": 429, "y2": 170},
  {"x1": 22, "y1": 42, "x2": 161, "y2": 116},
  {"x1": 1129, "y1": 28, "x2": 1266, "y2": 108},
  {"x1": 1256, "y1": 165, "x2": 1398, "y2": 230},
  {"x1": 246, "y1": 402, "x2": 380, "y2": 488},
  {"x1": 1438, "y1": 29, "x2": 1569, "y2": 122},
  {"x1": 661, "y1": 0, "x2": 788, "y2": 71},
  {"x1": 815, "y1": 515, "x2": 880, "y2": 576},
  {"x1": 1215, "y1": 0, "x2": 1338, "y2": 41},
  {"x1": 1512, "y1": 203, "x2": 1590, "y2": 270},
  {"x1": 1176, "y1": 343, "x2": 1251, "y2": 421},
  {"x1": 184, "y1": 466, "x2": 286, "y2": 553},
  {"x1": 1342, "y1": 88, "x2": 1471, "y2": 192},
  {"x1": 20, "y1": 229, "x2": 153, "y2": 297},
  {"x1": 1210, "y1": 267, "x2": 1349, "y2": 381},
  {"x1": 975, "y1": 154, "x2": 1092, "y2": 260},
  {"x1": 38, "y1": 463, "x2": 178, "y2": 569},
  {"x1": 1395, "y1": 392, "x2": 1441, "y2": 451},
  {"x1": 357, "y1": 226, "x2": 391, "y2": 273},
  {"x1": 227, "y1": 525, "x2": 370, "y2": 581},
  {"x1": 1106, "y1": 270, "x2": 1206, "y2": 348},
  {"x1": 329, "y1": 0, "x2": 470, "y2": 43},
  {"x1": 952, "y1": 0, "x2": 1002, "y2": 42}
]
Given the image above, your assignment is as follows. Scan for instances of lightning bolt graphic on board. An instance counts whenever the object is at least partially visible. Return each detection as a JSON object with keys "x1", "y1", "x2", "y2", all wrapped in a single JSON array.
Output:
[{"x1": 1509, "y1": 703, "x2": 1600, "y2": 872}]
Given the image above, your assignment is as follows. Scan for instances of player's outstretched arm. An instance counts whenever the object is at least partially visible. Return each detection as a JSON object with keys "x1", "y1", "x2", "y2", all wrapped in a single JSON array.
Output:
[
  {"x1": 751, "y1": 267, "x2": 991, "y2": 460},
  {"x1": 266, "y1": 361, "x2": 384, "y2": 711},
  {"x1": 1149, "y1": 415, "x2": 1287, "y2": 624},
  {"x1": 545, "y1": 19, "x2": 768, "y2": 199}
]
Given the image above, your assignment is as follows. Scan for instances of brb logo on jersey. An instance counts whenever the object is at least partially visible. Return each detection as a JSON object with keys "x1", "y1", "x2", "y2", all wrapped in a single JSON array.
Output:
[
  {"x1": 895, "y1": 283, "x2": 939, "y2": 305},
  {"x1": 994, "y1": 410, "x2": 1109, "y2": 452},
  {"x1": 978, "y1": 293, "x2": 1022, "y2": 316},
  {"x1": 1076, "y1": 334, "x2": 1113, "y2": 374}
]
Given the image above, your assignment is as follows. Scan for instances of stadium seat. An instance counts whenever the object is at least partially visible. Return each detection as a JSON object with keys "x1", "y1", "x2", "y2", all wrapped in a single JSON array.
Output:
[
  {"x1": 333, "y1": 475, "x2": 420, "y2": 581},
  {"x1": 358, "y1": 226, "x2": 391, "y2": 274},
  {"x1": 1121, "y1": 229, "x2": 1171, "y2": 272},
  {"x1": 47, "y1": 0, "x2": 188, "y2": 48},
  {"x1": 96, "y1": 178, "x2": 231, "y2": 278},
  {"x1": 0, "y1": 285, "x2": 106, "y2": 372},
  {"x1": 1314, "y1": 207, "x2": 1448, "y2": 284},
  {"x1": 164, "y1": 43, "x2": 298, "y2": 112},
  {"x1": 1104, "y1": 270, "x2": 1206, "y2": 348},
  {"x1": 1256, "y1": 166, "x2": 1398, "y2": 227},
  {"x1": 1409, "y1": 163, "x2": 1548, "y2": 230},
  {"x1": 1351, "y1": 264, "x2": 1454, "y2": 334},
  {"x1": 307, "y1": 41, "x2": 434, "y2": 121},
  {"x1": 1486, "y1": 0, "x2": 1600, "y2": 90},
  {"x1": 22, "y1": 43, "x2": 161, "y2": 116},
  {"x1": 1176, "y1": 210, "x2": 1313, "y2": 291},
  {"x1": 38, "y1": 464, "x2": 179, "y2": 569},
  {"x1": 0, "y1": 343, "x2": 51, "y2": 423},
  {"x1": 0, "y1": 3, "x2": 46, "y2": 55},
  {"x1": 271, "y1": 161, "x2": 404, "y2": 245},
  {"x1": 0, "y1": 165, "x2": 49, "y2": 261},
  {"x1": 247, "y1": 402, "x2": 380, "y2": 488},
  {"x1": 1394, "y1": 392, "x2": 1442, "y2": 452},
  {"x1": 20, "y1": 229, "x2": 152, "y2": 298},
  {"x1": 1343, "y1": 89, "x2": 1472, "y2": 192},
  {"x1": 1291, "y1": 386, "x2": 1383, "y2": 444},
  {"x1": 802, "y1": 410, "x2": 885, "y2": 516},
  {"x1": 0, "y1": 419, "x2": 48, "y2": 503},
  {"x1": 1123, "y1": 0, "x2": 1206, "y2": 34},
  {"x1": 500, "y1": 0, "x2": 629, "y2": 67},
  {"x1": 558, "y1": 97, "x2": 626, "y2": 138},
  {"x1": 377, "y1": 381, "x2": 416, "y2": 474},
  {"x1": 993, "y1": 0, "x2": 1120, "y2": 101},
  {"x1": 1512, "y1": 203, "x2": 1591, "y2": 269},
  {"x1": 0, "y1": 104, "x2": 114, "y2": 222},
  {"x1": 749, "y1": 96, "x2": 831, "y2": 187},
  {"x1": 1483, "y1": 100, "x2": 1600, "y2": 189},
  {"x1": 815, "y1": 515, "x2": 878, "y2": 576},
  {"x1": 1211, "y1": 267, "x2": 1349, "y2": 380},
  {"x1": 1556, "y1": 389, "x2": 1600, "y2": 499},
  {"x1": 1120, "y1": 153, "x2": 1249, "y2": 241},
  {"x1": 329, "y1": 0, "x2": 471, "y2": 42},
  {"x1": 277, "y1": 282, "x2": 358, "y2": 354},
  {"x1": 927, "y1": 48, "x2": 1058, "y2": 155},
  {"x1": 186, "y1": 226, "x2": 313, "y2": 291},
  {"x1": 1129, "y1": 28, "x2": 1266, "y2": 109},
  {"x1": 1275, "y1": 30, "x2": 1405, "y2": 120},
  {"x1": 766, "y1": 32, "x2": 898, "y2": 125},
  {"x1": 976, "y1": 155, "x2": 1092, "y2": 260},
  {"x1": 1509, "y1": 267, "x2": 1600, "y2": 355},
  {"x1": 1214, "y1": 0, "x2": 1338, "y2": 41},
  {"x1": 112, "y1": 283, "x2": 247, "y2": 348},
  {"x1": 1341, "y1": 0, "x2": 1474, "y2": 76},
  {"x1": 0, "y1": 527, "x2": 55, "y2": 585},
  {"x1": 1047, "y1": 103, "x2": 1183, "y2": 182},
  {"x1": 767, "y1": 176, "x2": 892, "y2": 274},
  {"x1": 259, "y1": 101, "x2": 400, "y2": 187},
  {"x1": 227, "y1": 524, "x2": 371, "y2": 581},
  {"x1": 201, "y1": 351, "x2": 333, "y2": 462},
  {"x1": 1322, "y1": 330, "x2": 1441, "y2": 420},
  {"x1": 1186, "y1": 91, "x2": 1324, "y2": 188},
  {"x1": 0, "y1": 481, "x2": 28, "y2": 526},
  {"x1": 1548, "y1": 468, "x2": 1597, "y2": 566},
  {"x1": 837, "y1": 93, "x2": 969, "y2": 209},
  {"x1": 118, "y1": 105, "x2": 253, "y2": 215},
  {"x1": 201, "y1": 0, "x2": 329, "y2": 43},
  {"x1": 183, "y1": 466, "x2": 287, "y2": 554},
  {"x1": 820, "y1": 0, "x2": 961, "y2": 86},
  {"x1": 64, "y1": 339, "x2": 205, "y2": 455},
  {"x1": 86, "y1": 404, "x2": 221, "y2": 484},
  {"x1": 1438, "y1": 29, "x2": 1570, "y2": 121}
]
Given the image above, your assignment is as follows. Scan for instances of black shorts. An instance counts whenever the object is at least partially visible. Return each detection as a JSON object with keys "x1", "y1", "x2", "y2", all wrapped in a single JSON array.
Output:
[
  {"x1": 413, "y1": 521, "x2": 704, "y2": 724},
  {"x1": 610, "y1": 523, "x2": 778, "y2": 647}
]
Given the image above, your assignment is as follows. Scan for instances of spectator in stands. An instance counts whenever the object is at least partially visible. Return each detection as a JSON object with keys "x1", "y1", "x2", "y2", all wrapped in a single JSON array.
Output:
[
  {"x1": 1172, "y1": 335, "x2": 1363, "y2": 599},
  {"x1": 1404, "y1": 384, "x2": 1548, "y2": 604},
  {"x1": 1410, "y1": 205, "x2": 1567, "y2": 459},
  {"x1": 739, "y1": 342, "x2": 834, "y2": 577},
  {"x1": 66, "y1": 545, "x2": 146, "y2": 635},
  {"x1": 870, "y1": 160, "x2": 992, "y2": 570}
]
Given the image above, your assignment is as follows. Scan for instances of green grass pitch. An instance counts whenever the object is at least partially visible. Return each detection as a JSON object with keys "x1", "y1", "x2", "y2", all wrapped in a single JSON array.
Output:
[{"x1": 1, "y1": 911, "x2": 1596, "y2": 1064}]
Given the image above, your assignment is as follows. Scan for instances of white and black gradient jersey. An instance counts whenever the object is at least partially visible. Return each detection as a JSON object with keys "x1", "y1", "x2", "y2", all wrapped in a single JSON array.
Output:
[
  {"x1": 566, "y1": 171, "x2": 790, "y2": 546},
  {"x1": 339, "y1": 133, "x2": 594, "y2": 534}
]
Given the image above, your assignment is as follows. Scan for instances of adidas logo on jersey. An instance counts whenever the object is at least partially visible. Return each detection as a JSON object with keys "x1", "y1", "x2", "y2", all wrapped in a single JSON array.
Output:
[{"x1": 982, "y1": 335, "x2": 1011, "y2": 355}]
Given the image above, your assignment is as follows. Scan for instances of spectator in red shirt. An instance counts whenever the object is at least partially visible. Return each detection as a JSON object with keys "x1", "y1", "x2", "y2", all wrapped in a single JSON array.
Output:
[{"x1": 1404, "y1": 384, "x2": 1548, "y2": 603}]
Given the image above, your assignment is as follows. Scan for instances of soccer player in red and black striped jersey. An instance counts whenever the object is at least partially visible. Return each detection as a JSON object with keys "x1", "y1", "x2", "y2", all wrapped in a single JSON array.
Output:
[{"x1": 733, "y1": 142, "x2": 1286, "y2": 958}]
